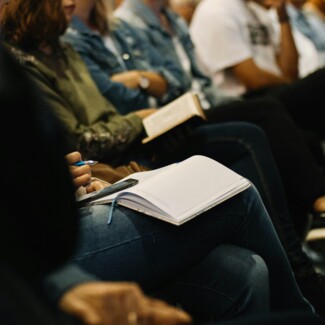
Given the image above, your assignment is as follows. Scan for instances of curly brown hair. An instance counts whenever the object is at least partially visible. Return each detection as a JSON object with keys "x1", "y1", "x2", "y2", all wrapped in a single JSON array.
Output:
[{"x1": 0, "y1": 0, "x2": 67, "y2": 51}]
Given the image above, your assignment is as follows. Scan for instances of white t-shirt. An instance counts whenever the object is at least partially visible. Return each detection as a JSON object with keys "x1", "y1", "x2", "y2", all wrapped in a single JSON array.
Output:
[{"x1": 190, "y1": 0, "x2": 282, "y2": 96}]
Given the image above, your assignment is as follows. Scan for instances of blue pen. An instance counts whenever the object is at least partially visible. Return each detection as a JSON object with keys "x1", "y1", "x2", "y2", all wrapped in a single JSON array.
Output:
[{"x1": 73, "y1": 160, "x2": 98, "y2": 166}]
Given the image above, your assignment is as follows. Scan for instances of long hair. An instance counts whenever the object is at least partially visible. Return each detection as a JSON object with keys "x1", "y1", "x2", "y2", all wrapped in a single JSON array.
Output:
[
  {"x1": 0, "y1": 0, "x2": 67, "y2": 51},
  {"x1": 89, "y1": 0, "x2": 110, "y2": 35}
]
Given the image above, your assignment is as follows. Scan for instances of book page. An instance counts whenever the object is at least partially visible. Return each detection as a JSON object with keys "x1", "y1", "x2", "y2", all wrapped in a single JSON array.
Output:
[
  {"x1": 92, "y1": 155, "x2": 250, "y2": 225},
  {"x1": 143, "y1": 92, "x2": 204, "y2": 138},
  {"x1": 117, "y1": 156, "x2": 249, "y2": 219}
]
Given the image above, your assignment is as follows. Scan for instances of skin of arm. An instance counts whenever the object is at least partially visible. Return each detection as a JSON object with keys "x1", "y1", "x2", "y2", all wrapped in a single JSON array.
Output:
[
  {"x1": 267, "y1": 0, "x2": 299, "y2": 79},
  {"x1": 111, "y1": 70, "x2": 168, "y2": 97},
  {"x1": 233, "y1": 0, "x2": 299, "y2": 90}
]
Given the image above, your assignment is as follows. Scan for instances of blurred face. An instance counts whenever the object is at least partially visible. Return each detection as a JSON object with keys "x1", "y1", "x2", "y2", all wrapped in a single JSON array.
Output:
[{"x1": 62, "y1": 0, "x2": 76, "y2": 22}]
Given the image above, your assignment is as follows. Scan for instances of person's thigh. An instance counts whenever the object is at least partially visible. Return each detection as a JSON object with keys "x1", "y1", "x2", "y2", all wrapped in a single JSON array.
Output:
[
  {"x1": 73, "y1": 188, "x2": 255, "y2": 290},
  {"x1": 73, "y1": 185, "x2": 311, "y2": 312},
  {"x1": 244, "y1": 68, "x2": 325, "y2": 133}
]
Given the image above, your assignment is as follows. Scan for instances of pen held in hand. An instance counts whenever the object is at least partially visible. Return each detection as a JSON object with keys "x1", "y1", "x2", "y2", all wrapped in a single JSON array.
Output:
[{"x1": 73, "y1": 160, "x2": 98, "y2": 167}]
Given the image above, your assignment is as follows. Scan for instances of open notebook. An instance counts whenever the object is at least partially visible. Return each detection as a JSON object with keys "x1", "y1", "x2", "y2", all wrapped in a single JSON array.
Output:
[{"x1": 81, "y1": 155, "x2": 251, "y2": 225}]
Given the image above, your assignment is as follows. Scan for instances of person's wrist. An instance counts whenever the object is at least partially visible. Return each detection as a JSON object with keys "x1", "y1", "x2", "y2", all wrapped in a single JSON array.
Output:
[{"x1": 138, "y1": 73, "x2": 150, "y2": 90}]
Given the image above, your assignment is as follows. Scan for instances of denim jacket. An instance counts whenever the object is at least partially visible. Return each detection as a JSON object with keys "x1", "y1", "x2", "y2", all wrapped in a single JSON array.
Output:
[
  {"x1": 62, "y1": 17, "x2": 187, "y2": 114},
  {"x1": 115, "y1": 0, "x2": 235, "y2": 108}
]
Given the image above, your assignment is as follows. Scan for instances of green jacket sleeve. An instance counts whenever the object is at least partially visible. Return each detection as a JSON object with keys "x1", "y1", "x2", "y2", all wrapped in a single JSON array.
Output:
[{"x1": 11, "y1": 45, "x2": 144, "y2": 162}]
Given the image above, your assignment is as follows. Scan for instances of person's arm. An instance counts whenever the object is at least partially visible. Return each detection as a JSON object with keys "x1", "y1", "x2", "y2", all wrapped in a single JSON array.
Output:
[
  {"x1": 232, "y1": 2, "x2": 298, "y2": 89},
  {"x1": 115, "y1": 19, "x2": 191, "y2": 104},
  {"x1": 111, "y1": 70, "x2": 168, "y2": 97},
  {"x1": 232, "y1": 57, "x2": 290, "y2": 90},
  {"x1": 22, "y1": 63, "x2": 146, "y2": 161},
  {"x1": 44, "y1": 263, "x2": 192, "y2": 325},
  {"x1": 268, "y1": 0, "x2": 299, "y2": 80},
  {"x1": 60, "y1": 281, "x2": 192, "y2": 325}
]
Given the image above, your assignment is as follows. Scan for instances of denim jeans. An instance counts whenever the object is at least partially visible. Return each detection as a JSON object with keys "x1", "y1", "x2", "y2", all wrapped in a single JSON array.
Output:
[
  {"x1": 74, "y1": 186, "x2": 313, "y2": 321},
  {"x1": 158, "y1": 122, "x2": 312, "y2": 273}
]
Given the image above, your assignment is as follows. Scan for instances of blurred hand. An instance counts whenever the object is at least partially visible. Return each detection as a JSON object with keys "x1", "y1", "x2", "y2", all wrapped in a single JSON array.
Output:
[
  {"x1": 111, "y1": 71, "x2": 141, "y2": 89},
  {"x1": 60, "y1": 281, "x2": 193, "y2": 325},
  {"x1": 134, "y1": 108, "x2": 158, "y2": 120},
  {"x1": 65, "y1": 151, "x2": 109, "y2": 192}
]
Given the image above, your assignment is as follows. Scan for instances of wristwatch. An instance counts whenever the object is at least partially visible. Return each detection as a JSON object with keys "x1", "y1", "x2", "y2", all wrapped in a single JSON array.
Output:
[{"x1": 138, "y1": 75, "x2": 150, "y2": 90}]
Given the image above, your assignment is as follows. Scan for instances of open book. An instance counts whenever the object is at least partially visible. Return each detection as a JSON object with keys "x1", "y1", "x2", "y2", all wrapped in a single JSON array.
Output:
[
  {"x1": 87, "y1": 155, "x2": 251, "y2": 225},
  {"x1": 142, "y1": 92, "x2": 206, "y2": 144}
]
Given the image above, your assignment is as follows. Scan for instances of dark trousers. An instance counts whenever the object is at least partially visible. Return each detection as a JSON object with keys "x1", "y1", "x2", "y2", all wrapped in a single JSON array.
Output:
[
  {"x1": 244, "y1": 67, "x2": 325, "y2": 139},
  {"x1": 205, "y1": 97, "x2": 325, "y2": 235}
]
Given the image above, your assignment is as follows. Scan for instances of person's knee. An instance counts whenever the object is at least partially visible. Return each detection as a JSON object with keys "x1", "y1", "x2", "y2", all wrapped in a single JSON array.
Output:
[
  {"x1": 217, "y1": 245, "x2": 270, "y2": 315},
  {"x1": 230, "y1": 122, "x2": 267, "y2": 146}
]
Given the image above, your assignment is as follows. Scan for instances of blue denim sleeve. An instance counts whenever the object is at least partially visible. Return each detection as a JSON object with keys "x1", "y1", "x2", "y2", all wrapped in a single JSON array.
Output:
[
  {"x1": 43, "y1": 263, "x2": 98, "y2": 303},
  {"x1": 62, "y1": 35, "x2": 150, "y2": 114},
  {"x1": 126, "y1": 25, "x2": 190, "y2": 105}
]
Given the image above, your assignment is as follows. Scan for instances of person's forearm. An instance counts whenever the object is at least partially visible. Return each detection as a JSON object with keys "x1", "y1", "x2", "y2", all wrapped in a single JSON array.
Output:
[
  {"x1": 276, "y1": 9, "x2": 299, "y2": 80},
  {"x1": 111, "y1": 70, "x2": 168, "y2": 97}
]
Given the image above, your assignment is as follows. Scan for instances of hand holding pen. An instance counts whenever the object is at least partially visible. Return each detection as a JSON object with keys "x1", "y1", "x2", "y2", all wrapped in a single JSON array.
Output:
[
  {"x1": 65, "y1": 152, "x2": 96, "y2": 189},
  {"x1": 73, "y1": 160, "x2": 98, "y2": 167}
]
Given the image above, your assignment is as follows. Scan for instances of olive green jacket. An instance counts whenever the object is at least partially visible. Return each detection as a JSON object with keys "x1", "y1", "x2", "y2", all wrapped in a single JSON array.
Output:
[{"x1": 8, "y1": 44, "x2": 144, "y2": 162}]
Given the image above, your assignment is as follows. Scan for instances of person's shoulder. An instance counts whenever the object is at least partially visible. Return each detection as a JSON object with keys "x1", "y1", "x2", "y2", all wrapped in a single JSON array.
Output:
[{"x1": 5, "y1": 44, "x2": 37, "y2": 66}]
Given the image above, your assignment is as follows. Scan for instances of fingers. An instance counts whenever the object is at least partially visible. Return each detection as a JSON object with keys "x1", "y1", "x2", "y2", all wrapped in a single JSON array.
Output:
[
  {"x1": 60, "y1": 281, "x2": 192, "y2": 325},
  {"x1": 141, "y1": 298, "x2": 193, "y2": 325},
  {"x1": 72, "y1": 165, "x2": 92, "y2": 189},
  {"x1": 65, "y1": 151, "x2": 82, "y2": 165},
  {"x1": 86, "y1": 180, "x2": 107, "y2": 193}
]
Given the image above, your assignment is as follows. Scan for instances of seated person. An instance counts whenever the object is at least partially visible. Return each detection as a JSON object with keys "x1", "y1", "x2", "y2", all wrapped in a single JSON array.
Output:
[
  {"x1": 0, "y1": 41, "x2": 192, "y2": 325},
  {"x1": 189, "y1": 0, "x2": 325, "y2": 136}
]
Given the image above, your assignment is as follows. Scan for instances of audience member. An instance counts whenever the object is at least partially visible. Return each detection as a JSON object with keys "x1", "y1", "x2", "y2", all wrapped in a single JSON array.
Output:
[
  {"x1": 0, "y1": 42, "x2": 192, "y2": 325},
  {"x1": 189, "y1": 0, "x2": 325, "y2": 140}
]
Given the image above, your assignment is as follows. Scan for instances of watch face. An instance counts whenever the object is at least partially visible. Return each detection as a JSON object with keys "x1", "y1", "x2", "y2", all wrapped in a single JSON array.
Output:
[{"x1": 139, "y1": 76, "x2": 150, "y2": 89}]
